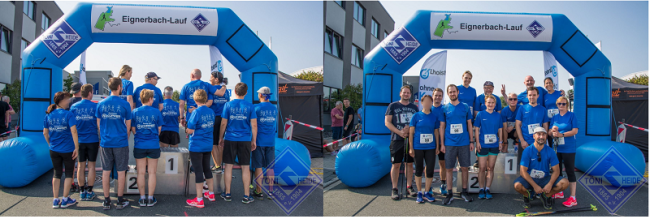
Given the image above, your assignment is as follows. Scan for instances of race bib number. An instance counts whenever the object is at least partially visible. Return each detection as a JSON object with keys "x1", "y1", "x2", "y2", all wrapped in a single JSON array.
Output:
[
  {"x1": 557, "y1": 137, "x2": 565, "y2": 145},
  {"x1": 420, "y1": 134, "x2": 433, "y2": 144},
  {"x1": 547, "y1": 109, "x2": 559, "y2": 118},
  {"x1": 484, "y1": 134, "x2": 497, "y2": 144},
  {"x1": 507, "y1": 122, "x2": 515, "y2": 128},
  {"x1": 527, "y1": 123, "x2": 540, "y2": 134},
  {"x1": 450, "y1": 124, "x2": 463, "y2": 134},
  {"x1": 530, "y1": 169, "x2": 546, "y2": 179}
]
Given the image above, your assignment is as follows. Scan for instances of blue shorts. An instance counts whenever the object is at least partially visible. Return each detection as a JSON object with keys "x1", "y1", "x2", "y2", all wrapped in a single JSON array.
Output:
[
  {"x1": 252, "y1": 146, "x2": 275, "y2": 169},
  {"x1": 477, "y1": 147, "x2": 499, "y2": 157},
  {"x1": 133, "y1": 148, "x2": 161, "y2": 159},
  {"x1": 514, "y1": 175, "x2": 564, "y2": 191},
  {"x1": 332, "y1": 126, "x2": 343, "y2": 140}
]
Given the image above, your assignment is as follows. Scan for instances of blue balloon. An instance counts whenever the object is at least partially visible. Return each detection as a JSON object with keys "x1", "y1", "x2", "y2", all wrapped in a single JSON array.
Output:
[
  {"x1": 335, "y1": 139, "x2": 391, "y2": 188},
  {"x1": 273, "y1": 138, "x2": 311, "y2": 186},
  {"x1": 0, "y1": 137, "x2": 52, "y2": 187},
  {"x1": 576, "y1": 141, "x2": 645, "y2": 187},
  {"x1": 5, "y1": 3, "x2": 278, "y2": 188}
]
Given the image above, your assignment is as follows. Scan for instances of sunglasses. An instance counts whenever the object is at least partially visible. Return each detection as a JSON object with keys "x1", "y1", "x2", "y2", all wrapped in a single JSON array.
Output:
[
  {"x1": 509, "y1": 98, "x2": 518, "y2": 101},
  {"x1": 537, "y1": 152, "x2": 541, "y2": 162},
  {"x1": 557, "y1": 103, "x2": 567, "y2": 106}
]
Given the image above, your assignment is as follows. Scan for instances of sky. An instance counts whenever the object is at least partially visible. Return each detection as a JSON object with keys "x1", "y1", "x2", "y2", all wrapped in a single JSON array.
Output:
[
  {"x1": 380, "y1": 1, "x2": 648, "y2": 99},
  {"x1": 55, "y1": 1, "x2": 323, "y2": 92}
]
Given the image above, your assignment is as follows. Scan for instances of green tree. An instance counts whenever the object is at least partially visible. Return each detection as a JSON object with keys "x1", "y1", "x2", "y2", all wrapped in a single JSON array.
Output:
[
  {"x1": 62, "y1": 74, "x2": 74, "y2": 97},
  {"x1": 331, "y1": 84, "x2": 363, "y2": 110},
  {"x1": 172, "y1": 90, "x2": 180, "y2": 102},
  {"x1": 294, "y1": 70, "x2": 323, "y2": 82},
  {"x1": 500, "y1": 95, "x2": 506, "y2": 108},
  {"x1": 625, "y1": 74, "x2": 648, "y2": 86},
  {"x1": 1, "y1": 79, "x2": 21, "y2": 113}
]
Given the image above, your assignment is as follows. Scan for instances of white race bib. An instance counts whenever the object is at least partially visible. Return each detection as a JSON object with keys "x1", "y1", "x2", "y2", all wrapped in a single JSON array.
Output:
[
  {"x1": 420, "y1": 134, "x2": 433, "y2": 144},
  {"x1": 547, "y1": 109, "x2": 559, "y2": 119},
  {"x1": 450, "y1": 124, "x2": 463, "y2": 134},
  {"x1": 507, "y1": 122, "x2": 515, "y2": 128},
  {"x1": 484, "y1": 134, "x2": 497, "y2": 144},
  {"x1": 527, "y1": 123, "x2": 541, "y2": 134},
  {"x1": 557, "y1": 137, "x2": 565, "y2": 145},
  {"x1": 530, "y1": 169, "x2": 546, "y2": 179}
]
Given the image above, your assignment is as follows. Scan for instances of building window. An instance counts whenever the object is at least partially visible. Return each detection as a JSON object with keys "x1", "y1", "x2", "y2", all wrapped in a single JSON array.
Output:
[
  {"x1": 21, "y1": 39, "x2": 30, "y2": 53},
  {"x1": 371, "y1": 19, "x2": 380, "y2": 39},
  {"x1": 384, "y1": 31, "x2": 390, "y2": 39},
  {"x1": 351, "y1": 44, "x2": 364, "y2": 68},
  {"x1": 353, "y1": 2, "x2": 365, "y2": 26},
  {"x1": 325, "y1": 28, "x2": 342, "y2": 58},
  {"x1": 23, "y1": 1, "x2": 36, "y2": 20},
  {"x1": 41, "y1": 13, "x2": 50, "y2": 31},
  {"x1": 334, "y1": 1, "x2": 344, "y2": 8},
  {"x1": 0, "y1": 26, "x2": 11, "y2": 53}
]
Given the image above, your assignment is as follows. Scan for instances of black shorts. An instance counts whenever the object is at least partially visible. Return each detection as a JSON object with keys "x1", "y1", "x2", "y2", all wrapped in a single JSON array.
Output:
[
  {"x1": 79, "y1": 142, "x2": 100, "y2": 162},
  {"x1": 159, "y1": 131, "x2": 180, "y2": 145},
  {"x1": 133, "y1": 148, "x2": 161, "y2": 159},
  {"x1": 213, "y1": 116, "x2": 223, "y2": 145},
  {"x1": 438, "y1": 151, "x2": 445, "y2": 161},
  {"x1": 343, "y1": 126, "x2": 353, "y2": 138},
  {"x1": 390, "y1": 140, "x2": 414, "y2": 164},
  {"x1": 223, "y1": 140, "x2": 252, "y2": 165}
]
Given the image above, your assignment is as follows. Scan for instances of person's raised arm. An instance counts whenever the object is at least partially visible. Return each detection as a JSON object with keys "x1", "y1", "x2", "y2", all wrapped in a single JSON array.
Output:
[
  {"x1": 213, "y1": 86, "x2": 226, "y2": 97},
  {"x1": 205, "y1": 100, "x2": 213, "y2": 108}
]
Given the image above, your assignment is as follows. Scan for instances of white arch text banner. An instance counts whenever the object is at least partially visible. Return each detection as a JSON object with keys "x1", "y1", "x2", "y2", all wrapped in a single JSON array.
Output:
[
  {"x1": 430, "y1": 13, "x2": 553, "y2": 42},
  {"x1": 90, "y1": 5, "x2": 218, "y2": 36}
]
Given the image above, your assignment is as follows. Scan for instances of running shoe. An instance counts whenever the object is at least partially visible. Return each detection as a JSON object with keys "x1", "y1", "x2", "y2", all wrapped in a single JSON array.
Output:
[
  {"x1": 60, "y1": 197, "x2": 77, "y2": 208},
  {"x1": 391, "y1": 188, "x2": 399, "y2": 200},
  {"x1": 562, "y1": 196, "x2": 577, "y2": 208},
  {"x1": 443, "y1": 193, "x2": 453, "y2": 205},
  {"x1": 485, "y1": 189, "x2": 493, "y2": 199},
  {"x1": 407, "y1": 186, "x2": 417, "y2": 197},
  {"x1": 202, "y1": 182, "x2": 209, "y2": 194},
  {"x1": 242, "y1": 195, "x2": 255, "y2": 204},
  {"x1": 267, "y1": 191, "x2": 275, "y2": 200},
  {"x1": 103, "y1": 199, "x2": 111, "y2": 210},
  {"x1": 330, "y1": 151, "x2": 338, "y2": 156},
  {"x1": 478, "y1": 189, "x2": 486, "y2": 199},
  {"x1": 523, "y1": 195, "x2": 531, "y2": 209},
  {"x1": 79, "y1": 191, "x2": 87, "y2": 201},
  {"x1": 424, "y1": 192, "x2": 435, "y2": 202},
  {"x1": 116, "y1": 198, "x2": 129, "y2": 210},
  {"x1": 204, "y1": 192, "x2": 216, "y2": 202},
  {"x1": 541, "y1": 192, "x2": 554, "y2": 210},
  {"x1": 416, "y1": 191, "x2": 424, "y2": 203},
  {"x1": 86, "y1": 191, "x2": 96, "y2": 201},
  {"x1": 221, "y1": 193, "x2": 232, "y2": 202},
  {"x1": 52, "y1": 198, "x2": 61, "y2": 209},
  {"x1": 428, "y1": 187, "x2": 433, "y2": 196},
  {"x1": 554, "y1": 191, "x2": 564, "y2": 199},
  {"x1": 253, "y1": 190, "x2": 264, "y2": 200},
  {"x1": 440, "y1": 184, "x2": 448, "y2": 195},
  {"x1": 139, "y1": 198, "x2": 147, "y2": 207},
  {"x1": 461, "y1": 191, "x2": 474, "y2": 202},
  {"x1": 148, "y1": 197, "x2": 157, "y2": 207},
  {"x1": 186, "y1": 197, "x2": 204, "y2": 208}
]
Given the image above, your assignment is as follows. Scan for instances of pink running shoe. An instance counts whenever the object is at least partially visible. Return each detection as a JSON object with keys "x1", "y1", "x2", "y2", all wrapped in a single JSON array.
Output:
[
  {"x1": 563, "y1": 196, "x2": 577, "y2": 207},
  {"x1": 186, "y1": 197, "x2": 205, "y2": 208}
]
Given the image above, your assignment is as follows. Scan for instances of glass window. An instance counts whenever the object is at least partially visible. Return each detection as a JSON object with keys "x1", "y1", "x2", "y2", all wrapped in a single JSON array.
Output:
[
  {"x1": 384, "y1": 31, "x2": 389, "y2": 39},
  {"x1": 324, "y1": 28, "x2": 342, "y2": 58},
  {"x1": 21, "y1": 39, "x2": 29, "y2": 53},
  {"x1": 324, "y1": 30, "x2": 332, "y2": 54},
  {"x1": 371, "y1": 19, "x2": 379, "y2": 38},
  {"x1": 351, "y1": 45, "x2": 364, "y2": 68},
  {"x1": 41, "y1": 13, "x2": 50, "y2": 31},
  {"x1": 353, "y1": 2, "x2": 365, "y2": 26},
  {"x1": 323, "y1": 87, "x2": 331, "y2": 113},
  {"x1": 330, "y1": 88, "x2": 341, "y2": 111},
  {"x1": 0, "y1": 27, "x2": 11, "y2": 53},
  {"x1": 334, "y1": 1, "x2": 343, "y2": 8},
  {"x1": 23, "y1": 1, "x2": 35, "y2": 20}
]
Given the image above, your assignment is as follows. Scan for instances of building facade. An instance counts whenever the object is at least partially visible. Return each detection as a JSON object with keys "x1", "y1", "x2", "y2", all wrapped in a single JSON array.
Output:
[
  {"x1": 322, "y1": 0, "x2": 394, "y2": 132},
  {"x1": 73, "y1": 70, "x2": 114, "y2": 96},
  {"x1": 0, "y1": 1, "x2": 64, "y2": 90}
]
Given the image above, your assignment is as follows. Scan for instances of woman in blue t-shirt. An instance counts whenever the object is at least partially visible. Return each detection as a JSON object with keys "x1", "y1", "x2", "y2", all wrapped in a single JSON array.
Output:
[
  {"x1": 543, "y1": 77, "x2": 563, "y2": 148},
  {"x1": 185, "y1": 89, "x2": 216, "y2": 208},
  {"x1": 473, "y1": 94, "x2": 503, "y2": 200},
  {"x1": 549, "y1": 96, "x2": 579, "y2": 208},
  {"x1": 43, "y1": 92, "x2": 79, "y2": 209},
  {"x1": 408, "y1": 95, "x2": 439, "y2": 203}
]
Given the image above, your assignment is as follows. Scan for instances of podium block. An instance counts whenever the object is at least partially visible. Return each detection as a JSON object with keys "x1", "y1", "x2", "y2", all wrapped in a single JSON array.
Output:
[
  {"x1": 456, "y1": 146, "x2": 520, "y2": 194},
  {"x1": 113, "y1": 147, "x2": 190, "y2": 195}
]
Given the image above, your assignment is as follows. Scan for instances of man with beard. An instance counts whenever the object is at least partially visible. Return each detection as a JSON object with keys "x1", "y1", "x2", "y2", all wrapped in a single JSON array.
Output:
[
  {"x1": 385, "y1": 86, "x2": 419, "y2": 200},
  {"x1": 515, "y1": 87, "x2": 549, "y2": 165}
]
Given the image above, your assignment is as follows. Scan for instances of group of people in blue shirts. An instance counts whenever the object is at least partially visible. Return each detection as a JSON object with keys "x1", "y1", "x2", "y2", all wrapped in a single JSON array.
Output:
[
  {"x1": 386, "y1": 70, "x2": 579, "y2": 210},
  {"x1": 43, "y1": 65, "x2": 278, "y2": 210}
]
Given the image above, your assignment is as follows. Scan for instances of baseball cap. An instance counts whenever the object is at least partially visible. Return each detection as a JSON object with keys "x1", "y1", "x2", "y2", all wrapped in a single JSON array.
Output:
[
  {"x1": 533, "y1": 127, "x2": 547, "y2": 134},
  {"x1": 484, "y1": 81, "x2": 494, "y2": 87},
  {"x1": 257, "y1": 86, "x2": 271, "y2": 94},
  {"x1": 70, "y1": 82, "x2": 82, "y2": 94},
  {"x1": 145, "y1": 72, "x2": 161, "y2": 80}
]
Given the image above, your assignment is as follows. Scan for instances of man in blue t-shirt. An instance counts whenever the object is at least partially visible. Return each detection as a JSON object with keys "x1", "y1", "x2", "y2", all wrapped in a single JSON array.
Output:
[
  {"x1": 160, "y1": 86, "x2": 181, "y2": 147},
  {"x1": 133, "y1": 72, "x2": 164, "y2": 110},
  {"x1": 431, "y1": 88, "x2": 449, "y2": 196},
  {"x1": 96, "y1": 77, "x2": 132, "y2": 210},
  {"x1": 208, "y1": 71, "x2": 229, "y2": 171},
  {"x1": 515, "y1": 87, "x2": 549, "y2": 166},
  {"x1": 440, "y1": 84, "x2": 475, "y2": 205},
  {"x1": 513, "y1": 127, "x2": 568, "y2": 209},
  {"x1": 69, "y1": 84, "x2": 99, "y2": 201},
  {"x1": 474, "y1": 81, "x2": 502, "y2": 116},
  {"x1": 500, "y1": 75, "x2": 565, "y2": 106},
  {"x1": 252, "y1": 86, "x2": 277, "y2": 200},
  {"x1": 501, "y1": 92, "x2": 521, "y2": 152},
  {"x1": 457, "y1": 71, "x2": 477, "y2": 118},
  {"x1": 218, "y1": 82, "x2": 257, "y2": 203},
  {"x1": 179, "y1": 69, "x2": 214, "y2": 129}
]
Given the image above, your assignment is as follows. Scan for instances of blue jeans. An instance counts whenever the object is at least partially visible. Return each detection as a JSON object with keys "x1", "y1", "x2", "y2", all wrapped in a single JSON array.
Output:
[{"x1": 332, "y1": 126, "x2": 343, "y2": 140}]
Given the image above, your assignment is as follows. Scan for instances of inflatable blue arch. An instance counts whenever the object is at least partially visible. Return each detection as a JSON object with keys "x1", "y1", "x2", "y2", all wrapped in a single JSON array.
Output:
[
  {"x1": 0, "y1": 3, "x2": 302, "y2": 188},
  {"x1": 336, "y1": 11, "x2": 645, "y2": 188}
]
